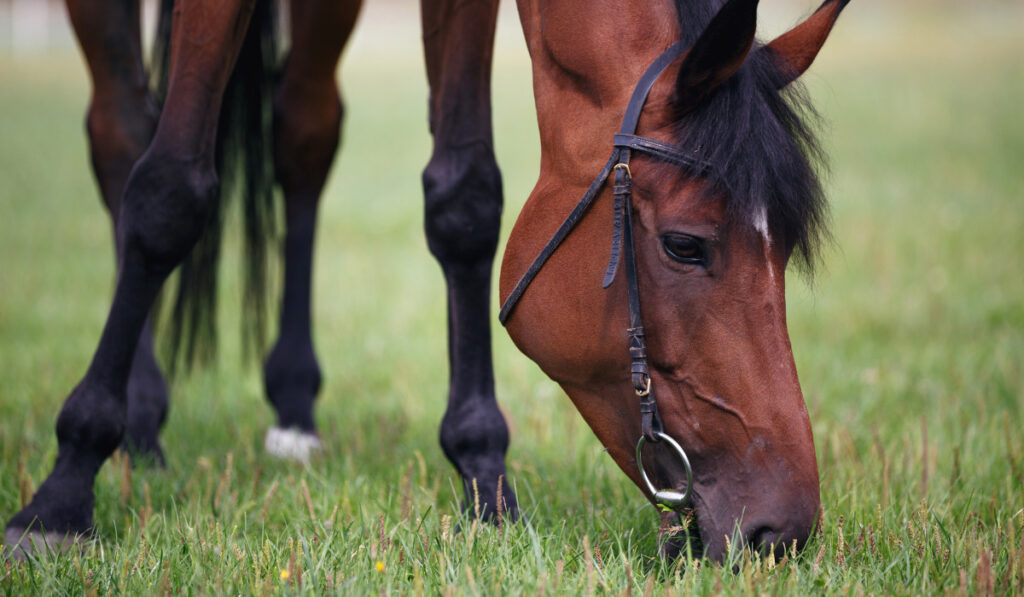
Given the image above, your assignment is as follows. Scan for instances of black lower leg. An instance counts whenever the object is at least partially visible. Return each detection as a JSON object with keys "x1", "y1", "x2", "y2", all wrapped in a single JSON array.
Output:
[
  {"x1": 438, "y1": 266, "x2": 519, "y2": 522},
  {"x1": 425, "y1": 142, "x2": 518, "y2": 521},
  {"x1": 5, "y1": 152, "x2": 217, "y2": 546},
  {"x1": 264, "y1": 193, "x2": 321, "y2": 433},
  {"x1": 6, "y1": 252, "x2": 172, "y2": 539}
]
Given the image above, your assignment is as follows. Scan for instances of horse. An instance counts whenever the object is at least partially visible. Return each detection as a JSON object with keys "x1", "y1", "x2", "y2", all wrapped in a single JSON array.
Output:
[{"x1": 3, "y1": 0, "x2": 849, "y2": 562}]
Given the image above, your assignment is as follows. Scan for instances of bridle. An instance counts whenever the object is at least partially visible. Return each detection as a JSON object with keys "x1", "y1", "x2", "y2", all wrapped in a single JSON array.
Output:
[{"x1": 499, "y1": 41, "x2": 705, "y2": 511}]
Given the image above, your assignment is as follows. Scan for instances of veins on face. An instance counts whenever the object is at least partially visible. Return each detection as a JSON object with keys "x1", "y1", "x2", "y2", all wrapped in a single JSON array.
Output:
[
  {"x1": 661, "y1": 373, "x2": 754, "y2": 444},
  {"x1": 692, "y1": 392, "x2": 753, "y2": 442}
]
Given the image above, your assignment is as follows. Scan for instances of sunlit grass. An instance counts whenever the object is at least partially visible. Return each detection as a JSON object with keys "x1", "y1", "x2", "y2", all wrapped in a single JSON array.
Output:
[{"x1": 1, "y1": 2, "x2": 1022, "y2": 594}]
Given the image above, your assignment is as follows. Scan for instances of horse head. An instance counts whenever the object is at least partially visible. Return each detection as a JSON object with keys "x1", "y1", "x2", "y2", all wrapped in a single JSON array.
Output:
[{"x1": 502, "y1": 0, "x2": 849, "y2": 561}]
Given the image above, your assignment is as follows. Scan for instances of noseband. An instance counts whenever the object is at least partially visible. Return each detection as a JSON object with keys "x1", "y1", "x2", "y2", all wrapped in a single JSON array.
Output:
[{"x1": 499, "y1": 42, "x2": 703, "y2": 510}]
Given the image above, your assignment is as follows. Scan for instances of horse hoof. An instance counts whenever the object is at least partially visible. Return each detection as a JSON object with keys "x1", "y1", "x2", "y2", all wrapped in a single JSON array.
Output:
[
  {"x1": 264, "y1": 427, "x2": 321, "y2": 464},
  {"x1": 3, "y1": 527, "x2": 86, "y2": 560}
]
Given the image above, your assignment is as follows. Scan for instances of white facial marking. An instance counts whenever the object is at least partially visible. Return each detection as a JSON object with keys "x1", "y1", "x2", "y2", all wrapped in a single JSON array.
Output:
[
  {"x1": 752, "y1": 206, "x2": 771, "y2": 246},
  {"x1": 265, "y1": 427, "x2": 322, "y2": 464},
  {"x1": 753, "y1": 206, "x2": 776, "y2": 284}
]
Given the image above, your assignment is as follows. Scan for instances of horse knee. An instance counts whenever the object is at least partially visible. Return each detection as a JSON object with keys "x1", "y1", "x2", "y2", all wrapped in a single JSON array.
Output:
[
  {"x1": 273, "y1": 82, "x2": 342, "y2": 197},
  {"x1": 119, "y1": 151, "x2": 219, "y2": 274},
  {"x1": 422, "y1": 142, "x2": 503, "y2": 267}
]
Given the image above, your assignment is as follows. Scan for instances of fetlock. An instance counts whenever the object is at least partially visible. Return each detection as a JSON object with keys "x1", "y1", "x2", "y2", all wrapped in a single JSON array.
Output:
[{"x1": 264, "y1": 336, "x2": 321, "y2": 432}]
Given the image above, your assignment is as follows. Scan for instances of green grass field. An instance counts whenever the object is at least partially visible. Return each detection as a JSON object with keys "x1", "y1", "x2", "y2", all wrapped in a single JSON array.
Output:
[{"x1": 1, "y1": 1, "x2": 1022, "y2": 594}]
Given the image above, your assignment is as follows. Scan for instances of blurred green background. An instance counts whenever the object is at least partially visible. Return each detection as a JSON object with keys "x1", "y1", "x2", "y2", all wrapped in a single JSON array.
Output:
[{"x1": 0, "y1": 0, "x2": 1021, "y2": 593}]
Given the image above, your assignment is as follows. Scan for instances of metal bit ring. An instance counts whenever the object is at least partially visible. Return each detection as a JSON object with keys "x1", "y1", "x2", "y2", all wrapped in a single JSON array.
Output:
[{"x1": 636, "y1": 431, "x2": 693, "y2": 510}]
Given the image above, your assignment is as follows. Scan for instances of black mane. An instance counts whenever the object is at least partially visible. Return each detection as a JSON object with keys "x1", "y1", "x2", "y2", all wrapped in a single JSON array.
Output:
[{"x1": 671, "y1": 0, "x2": 829, "y2": 272}]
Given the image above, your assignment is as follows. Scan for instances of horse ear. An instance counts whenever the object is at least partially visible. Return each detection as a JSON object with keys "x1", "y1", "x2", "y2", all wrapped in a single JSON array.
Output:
[
  {"x1": 761, "y1": 0, "x2": 850, "y2": 88},
  {"x1": 674, "y1": 0, "x2": 759, "y2": 114}
]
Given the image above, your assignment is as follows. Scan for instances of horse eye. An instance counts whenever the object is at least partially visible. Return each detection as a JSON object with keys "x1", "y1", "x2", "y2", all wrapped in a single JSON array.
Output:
[{"x1": 661, "y1": 234, "x2": 707, "y2": 266}]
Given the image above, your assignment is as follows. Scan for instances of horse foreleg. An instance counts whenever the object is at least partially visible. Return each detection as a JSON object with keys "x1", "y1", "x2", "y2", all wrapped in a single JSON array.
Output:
[
  {"x1": 421, "y1": 0, "x2": 519, "y2": 522},
  {"x1": 3, "y1": 0, "x2": 257, "y2": 557},
  {"x1": 66, "y1": 0, "x2": 168, "y2": 464},
  {"x1": 261, "y1": 0, "x2": 362, "y2": 463}
]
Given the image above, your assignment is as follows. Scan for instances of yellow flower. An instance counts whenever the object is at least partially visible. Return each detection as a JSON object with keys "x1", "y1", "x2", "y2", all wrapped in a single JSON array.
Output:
[
  {"x1": 375, "y1": 561, "x2": 385, "y2": 573},
  {"x1": 280, "y1": 569, "x2": 291, "y2": 581}
]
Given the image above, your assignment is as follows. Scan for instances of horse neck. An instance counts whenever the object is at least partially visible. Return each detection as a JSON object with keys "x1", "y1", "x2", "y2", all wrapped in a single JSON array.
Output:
[{"x1": 517, "y1": 0, "x2": 682, "y2": 186}]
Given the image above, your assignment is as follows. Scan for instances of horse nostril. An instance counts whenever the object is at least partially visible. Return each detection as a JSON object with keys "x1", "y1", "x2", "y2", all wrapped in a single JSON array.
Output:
[
  {"x1": 741, "y1": 489, "x2": 819, "y2": 558},
  {"x1": 748, "y1": 526, "x2": 782, "y2": 554},
  {"x1": 745, "y1": 514, "x2": 814, "y2": 558}
]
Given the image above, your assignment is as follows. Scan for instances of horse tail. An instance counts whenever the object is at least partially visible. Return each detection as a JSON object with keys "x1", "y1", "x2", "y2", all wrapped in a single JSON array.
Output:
[{"x1": 151, "y1": 0, "x2": 281, "y2": 374}]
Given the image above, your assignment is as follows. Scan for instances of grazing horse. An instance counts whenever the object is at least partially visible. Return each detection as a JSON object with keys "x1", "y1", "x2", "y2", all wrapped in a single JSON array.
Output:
[{"x1": 3, "y1": 0, "x2": 849, "y2": 562}]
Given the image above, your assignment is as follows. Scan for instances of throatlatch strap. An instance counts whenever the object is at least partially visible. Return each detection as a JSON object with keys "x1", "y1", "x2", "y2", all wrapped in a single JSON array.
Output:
[{"x1": 498, "y1": 152, "x2": 620, "y2": 325}]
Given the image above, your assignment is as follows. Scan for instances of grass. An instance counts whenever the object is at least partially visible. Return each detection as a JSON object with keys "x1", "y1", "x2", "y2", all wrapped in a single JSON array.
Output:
[{"x1": 1, "y1": 1, "x2": 1022, "y2": 594}]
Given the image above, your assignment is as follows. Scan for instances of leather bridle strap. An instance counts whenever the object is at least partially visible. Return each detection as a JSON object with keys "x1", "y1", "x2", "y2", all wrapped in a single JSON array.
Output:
[
  {"x1": 497, "y1": 152, "x2": 619, "y2": 325},
  {"x1": 613, "y1": 156, "x2": 664, "y2": 441},
  {"x1": 499, "y1": 41, "x2": 692, "y2": 324},
  {"x1": 498, "y1": 41, "x2": 702, "y2": 444}
]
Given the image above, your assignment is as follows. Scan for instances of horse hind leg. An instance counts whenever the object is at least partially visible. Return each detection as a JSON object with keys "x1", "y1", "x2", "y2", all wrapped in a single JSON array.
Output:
[
  {"x1": 262, "y1": 0, "x2": 362, "y2": 462},
  {"x1": 66, "y1": 0, "x2": 168, "y2": 465},
  {"x1": 421, "y1": 0, "x2": 519, "y2": 522},
  {"x1": 4, "y1": 0, "x2": 258, "y2": 558}
]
